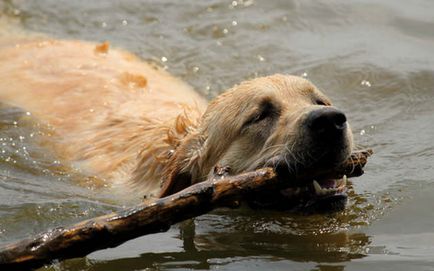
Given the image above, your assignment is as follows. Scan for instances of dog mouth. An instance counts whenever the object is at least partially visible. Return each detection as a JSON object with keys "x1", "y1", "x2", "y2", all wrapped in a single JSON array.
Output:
[
  {"x1": 247, "y1": 175, "x2": 349, "y2": 213},
  {"x1": 280, "y1": 175, "x2": 347, "y2": 198},
  {"x1": 247, "y1": 157, "x2": 350, "y2": 213}
]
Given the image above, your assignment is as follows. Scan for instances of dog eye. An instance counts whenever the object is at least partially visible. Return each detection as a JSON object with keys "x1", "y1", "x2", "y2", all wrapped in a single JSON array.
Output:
[
  {"x1": 244, "y1": 101, "x2": 277, "y2": 127},
  {"x1": 315, "y1": 99, "x2": 329, "y2": 106},
  {"x1": 252, "y1": 111, "x2": 268, "y2": 123}
]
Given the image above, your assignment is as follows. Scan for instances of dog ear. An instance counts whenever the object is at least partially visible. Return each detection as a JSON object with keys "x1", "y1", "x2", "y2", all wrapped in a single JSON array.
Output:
[{"x1": 158, "y1": 132, "x2": 207, "y2": 198}]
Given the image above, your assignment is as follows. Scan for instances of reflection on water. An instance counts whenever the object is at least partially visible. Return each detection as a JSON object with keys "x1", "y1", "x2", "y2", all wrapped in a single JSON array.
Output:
[
  {"x1": 1, "y1": 0, "x2": 434, "y2": 270},
  {"x1": 52, "y1": 219, "x2": 370, "y2": 271}
]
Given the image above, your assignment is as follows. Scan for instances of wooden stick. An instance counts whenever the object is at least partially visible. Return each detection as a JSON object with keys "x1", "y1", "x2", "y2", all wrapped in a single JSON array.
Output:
[
  {"x1": 0, "y1": 149, "x2": 372, "y2": 271},
  {"x1": 297, "y1": 149, "x2": 373, "y2": 181}
]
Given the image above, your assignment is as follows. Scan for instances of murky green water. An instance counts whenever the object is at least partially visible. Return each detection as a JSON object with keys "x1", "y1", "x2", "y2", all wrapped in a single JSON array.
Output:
[{"x1": 1, "y1": 0, "x2": 434, "y2": 270}]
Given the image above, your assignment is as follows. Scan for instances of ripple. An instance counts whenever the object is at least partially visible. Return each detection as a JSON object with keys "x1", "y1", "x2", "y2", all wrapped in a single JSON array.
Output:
[{"x1": 3, "y1": 1, "x2": 434, "y2": 270}]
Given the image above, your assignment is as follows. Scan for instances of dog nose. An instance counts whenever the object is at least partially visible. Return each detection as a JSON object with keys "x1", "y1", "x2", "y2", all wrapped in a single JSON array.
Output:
[{"x1": 306, "y1": 107, "x2": 347, "y2": 134}]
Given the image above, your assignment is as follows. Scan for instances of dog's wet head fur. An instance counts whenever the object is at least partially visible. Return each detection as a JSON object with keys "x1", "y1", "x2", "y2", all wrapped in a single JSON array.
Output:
[{"x1": 159, "y1": 74, "x2": 353, "y2": 207}]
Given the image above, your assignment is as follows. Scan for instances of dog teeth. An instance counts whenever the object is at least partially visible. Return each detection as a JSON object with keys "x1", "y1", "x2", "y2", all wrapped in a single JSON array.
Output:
[
  {"x1": 336, "y1": 175, "x2": 347, "y2": 188},
  {"x1": 313, "y1": 180, "x2": 322, "y2": 195},
  {"x1": 313, "y1": 180, "x2": 338, "y2": 195}
]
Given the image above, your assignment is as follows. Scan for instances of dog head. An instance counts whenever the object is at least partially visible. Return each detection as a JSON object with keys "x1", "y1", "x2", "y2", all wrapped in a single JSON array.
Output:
[{"x1": 159, "y1": 74, "x2": 353, "y2": 211}]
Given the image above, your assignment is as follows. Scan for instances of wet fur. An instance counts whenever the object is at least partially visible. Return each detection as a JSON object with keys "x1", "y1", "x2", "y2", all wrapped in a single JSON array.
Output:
[{"x1": 0, "y1": 36, "x2": 352, "y2": 199}]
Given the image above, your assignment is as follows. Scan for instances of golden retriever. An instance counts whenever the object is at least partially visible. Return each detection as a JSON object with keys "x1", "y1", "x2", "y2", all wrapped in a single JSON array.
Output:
[{"x1": 0, "y1": 35, "x2": 353, "y2": 209}]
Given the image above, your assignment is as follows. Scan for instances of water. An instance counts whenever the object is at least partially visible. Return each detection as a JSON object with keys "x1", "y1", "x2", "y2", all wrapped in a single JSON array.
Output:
[{"x1": 1, "y1": 0, "x2": 434, "y2": 270}]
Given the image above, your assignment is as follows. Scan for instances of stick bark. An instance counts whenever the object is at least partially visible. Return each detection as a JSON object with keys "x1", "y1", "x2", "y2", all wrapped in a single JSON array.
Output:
[{"x1": 0, "y1": 149, "x2": 372, "y2": 271}]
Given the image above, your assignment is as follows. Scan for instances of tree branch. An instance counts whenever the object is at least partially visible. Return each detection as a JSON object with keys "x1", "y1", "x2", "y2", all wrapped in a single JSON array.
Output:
[{"x1": 0, "y1": 149, "x2": 372, "y2": 271}]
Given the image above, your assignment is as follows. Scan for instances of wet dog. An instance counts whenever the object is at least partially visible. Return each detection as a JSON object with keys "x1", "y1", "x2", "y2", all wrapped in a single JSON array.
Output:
[{"x1": 0, "y1": 37, "x2": 353, "y2": 211}]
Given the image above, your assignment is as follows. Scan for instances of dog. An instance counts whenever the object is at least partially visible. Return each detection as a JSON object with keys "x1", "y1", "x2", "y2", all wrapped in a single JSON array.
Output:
[{"x1": 0, "y1": 36, "x2": 353, "y2": 211}]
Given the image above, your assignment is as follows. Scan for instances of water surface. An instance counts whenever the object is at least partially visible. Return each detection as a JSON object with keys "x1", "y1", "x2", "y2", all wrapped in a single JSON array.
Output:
[{"x1": 1, "y1": 1, "x2": 434, "y2": 270}]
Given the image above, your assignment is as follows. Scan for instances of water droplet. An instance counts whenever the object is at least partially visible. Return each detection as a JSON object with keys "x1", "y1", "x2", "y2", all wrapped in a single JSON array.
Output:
[
  {"x1": 232, "y1": 1, "x2": 238, "y2": 7},
  {"x1": 222, "y1": 28, "x2": 229, "y2": 34},
  {"x1": 232, "y1": 20, "x2": 238, "y2": 26},
  {"x1": 361, "y1": 80, "x2": 371, "y2": 87},
  {"x1": 26, "y1": 112, "x2": 31, "y2": 116},
  {"x1": 193, "y1": 66, "x2": 200, "y2": 73},
  {"x1": 301, "y1": 72, "x2": 308, "y2": 78},
  {"x1": 161, "y1": 56, "x2": 168, "y2": 62},
  {"x1": 122, "y1": 19, "x2": 128, "y2": 26},
  {"x1": 257, "y1": 55, "x2": 265, "y2": 62},
  {"x1": 101, "y1": 22, "x2": 107, "y2": 28},
  {"x1": 360, "y1": 129, "x2": 366, "y2": 136}
]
